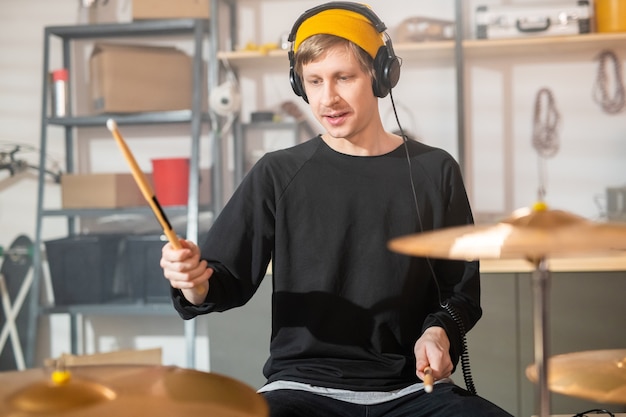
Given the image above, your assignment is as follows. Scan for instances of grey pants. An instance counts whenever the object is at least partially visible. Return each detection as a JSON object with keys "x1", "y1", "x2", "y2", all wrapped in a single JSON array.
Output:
[{"x1": 262, "y1": 383, "x2": 513, "y2": 417}]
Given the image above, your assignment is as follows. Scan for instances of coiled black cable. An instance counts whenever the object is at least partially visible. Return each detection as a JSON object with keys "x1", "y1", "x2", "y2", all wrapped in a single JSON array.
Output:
[{"x1": 443, "y1": 302, "x2": 476, "y2": 395}]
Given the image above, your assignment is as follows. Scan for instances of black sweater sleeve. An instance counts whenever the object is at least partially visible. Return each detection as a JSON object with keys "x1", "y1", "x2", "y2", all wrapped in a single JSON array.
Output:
[{"x1": 171, "y1": 153, "x2": 278, "y2": 319}]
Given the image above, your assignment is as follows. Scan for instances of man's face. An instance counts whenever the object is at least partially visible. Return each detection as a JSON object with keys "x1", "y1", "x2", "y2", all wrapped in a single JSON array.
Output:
[{"x1": 300, "y1": 44, "x2": 378, "y2": 141}]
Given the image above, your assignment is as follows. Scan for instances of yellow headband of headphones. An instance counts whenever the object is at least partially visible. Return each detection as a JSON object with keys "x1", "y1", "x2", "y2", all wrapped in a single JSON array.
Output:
[{"x1": 292, "y1": 7, "x2": 385, "y2": 59}]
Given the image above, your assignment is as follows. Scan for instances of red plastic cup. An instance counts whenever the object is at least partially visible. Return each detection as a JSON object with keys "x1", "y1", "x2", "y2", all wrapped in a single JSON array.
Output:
[{"x1": 151, "y1": 158, "x2": 190, "y2": 206}]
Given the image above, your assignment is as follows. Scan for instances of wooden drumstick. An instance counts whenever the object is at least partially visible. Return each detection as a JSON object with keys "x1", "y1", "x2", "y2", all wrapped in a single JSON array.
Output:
[
  {"x1": 106, "y1": 119, "x2": 181, "y2": 248},
  {"x1": 423, "y1": 366, "x2": 434, "y2": 393},
  {"x1": 106, "y1": 119, "x2": 204, "y2": 294}
]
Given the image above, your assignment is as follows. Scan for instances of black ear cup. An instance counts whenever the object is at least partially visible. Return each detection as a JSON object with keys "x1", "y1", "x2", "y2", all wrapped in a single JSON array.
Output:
[
  {"x1": 288, "y1": 2, "x2": 400, "y2": 102},
  {"x1": 372, "y1": 42, "x2": 401, "y2": 98},
  {"x1": 289, "y1": 51, "x2": 308, "y2": 103}
]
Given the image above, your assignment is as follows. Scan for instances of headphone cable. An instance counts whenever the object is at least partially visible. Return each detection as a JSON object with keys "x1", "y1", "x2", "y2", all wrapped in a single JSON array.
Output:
[
  {"x1": 390, "y1": 89, "x2": 477, "y2": 394},
  {"x1": 389, "y1": 89, "x2": 444, "y2": 307}
]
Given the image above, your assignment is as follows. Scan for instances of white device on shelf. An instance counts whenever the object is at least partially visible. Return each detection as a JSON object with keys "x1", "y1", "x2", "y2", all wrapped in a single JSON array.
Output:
[{"x1": 209, "y1": 79, "x2": 241, "y2": 117}]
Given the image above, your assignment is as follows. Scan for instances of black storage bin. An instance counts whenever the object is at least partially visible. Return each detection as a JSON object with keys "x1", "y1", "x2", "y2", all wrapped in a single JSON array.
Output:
[
  {"x1": 119, "y1": 232, "x2": 208, "y2": 303},
  {"x1": 120, "y1": 234, "x2": 171, "y2": 303},
  {"x1": 45, "y1": 234, "x2": 126, "y2": 305}
]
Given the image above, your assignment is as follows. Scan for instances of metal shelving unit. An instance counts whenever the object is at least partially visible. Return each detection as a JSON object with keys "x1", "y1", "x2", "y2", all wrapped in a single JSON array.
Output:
[{"x1": 26, "y1": 18, "x2": 217, "y2": 369}]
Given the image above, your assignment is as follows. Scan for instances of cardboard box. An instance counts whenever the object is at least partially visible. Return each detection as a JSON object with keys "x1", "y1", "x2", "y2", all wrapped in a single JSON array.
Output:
[
  {"x1": 132, "y1": 0, "x2": 210, "y2": 20},
  {"x1": 62, "y1": 169, "x2": 211, "y2": 210},
  {"x1": 90, "y1": 43, "x2": 193, "y2": 113},
  {"x1": 61, "y1": 173, "x2": 147, "y2": 209},
  {"x1": 47, "y1": 348, "x2": 163, "y2": 367}
]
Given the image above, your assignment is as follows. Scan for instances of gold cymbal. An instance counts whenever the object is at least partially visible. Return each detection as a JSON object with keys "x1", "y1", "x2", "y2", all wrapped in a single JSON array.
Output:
[
  {"x1": 526, "y1": 349, "x2": 626, "y2": 405},
  {"x1": 0, "y1": 365, "x2": 269, "y2": 417},
  {"x1": 388, "y1": 205, "x2": 626, "y2": 261},
  {"x1": 7, "y1": 376, "x2": 116, "y2": 413}
]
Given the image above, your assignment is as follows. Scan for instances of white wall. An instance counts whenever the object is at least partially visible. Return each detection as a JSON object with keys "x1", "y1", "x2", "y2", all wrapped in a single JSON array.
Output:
[
  {"x1": 0, "y1": 0, "x2": 624, "y2": 395},
  {"x1": 0, "y1": 1, "x2": 73, "y2": 253},
  {"x1": 0, "y1": 0, "x2": 78, "y2": 368}
]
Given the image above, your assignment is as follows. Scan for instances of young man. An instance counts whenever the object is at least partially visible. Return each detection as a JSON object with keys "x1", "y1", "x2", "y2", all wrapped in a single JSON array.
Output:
[{"x1": 161, "y1": 2, "x2": 512, "y2": 416}]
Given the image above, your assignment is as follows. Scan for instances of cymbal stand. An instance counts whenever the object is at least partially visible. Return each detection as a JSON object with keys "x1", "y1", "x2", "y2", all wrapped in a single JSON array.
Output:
[{"x1": 531, "y1": 257, "x2": 551, "y2": 417}]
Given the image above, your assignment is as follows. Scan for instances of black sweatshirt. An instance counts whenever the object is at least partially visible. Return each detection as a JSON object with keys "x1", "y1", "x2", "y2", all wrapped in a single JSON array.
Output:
[{"x1": 172, "y1": 136, "x2": 481, "y2": 391}]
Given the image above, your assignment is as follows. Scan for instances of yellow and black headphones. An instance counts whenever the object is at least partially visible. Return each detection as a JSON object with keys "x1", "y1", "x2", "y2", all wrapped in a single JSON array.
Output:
[{"x1": 288, "y1": 1, "x2": 401, "y2": 103}]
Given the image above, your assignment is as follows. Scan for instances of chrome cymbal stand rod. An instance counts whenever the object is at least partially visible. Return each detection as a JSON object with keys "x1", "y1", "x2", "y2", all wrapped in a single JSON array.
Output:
[{"x1": 532, "y1": 257, "x2": 551, "y2": 417}]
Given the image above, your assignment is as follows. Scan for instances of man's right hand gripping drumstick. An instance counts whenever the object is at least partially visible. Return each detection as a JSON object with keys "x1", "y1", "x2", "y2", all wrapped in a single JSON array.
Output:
[
  {"x1": 160, "y1": 238, "x2": 213, "y2": 305},
  {"x1": 423, "y1": 366, "x2": 434, "y2": 393}
]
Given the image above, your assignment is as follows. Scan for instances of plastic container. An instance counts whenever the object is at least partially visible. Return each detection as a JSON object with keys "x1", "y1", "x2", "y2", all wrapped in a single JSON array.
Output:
[
  {"x1": 50, "y1": 68, "x2": 69, "y2": 117},
  {"x1": 45, "y1": 234, "x2": 126, "y2": 305},
  {"x1": 595, "y1": 0, "x2": 626, "y2": 32},
  {"x1": 120, "y1": 234, "x2": 170, "y2": 302},
  {"x1": 151, "y1": 158, "x2": 190, "y2": 206}
]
